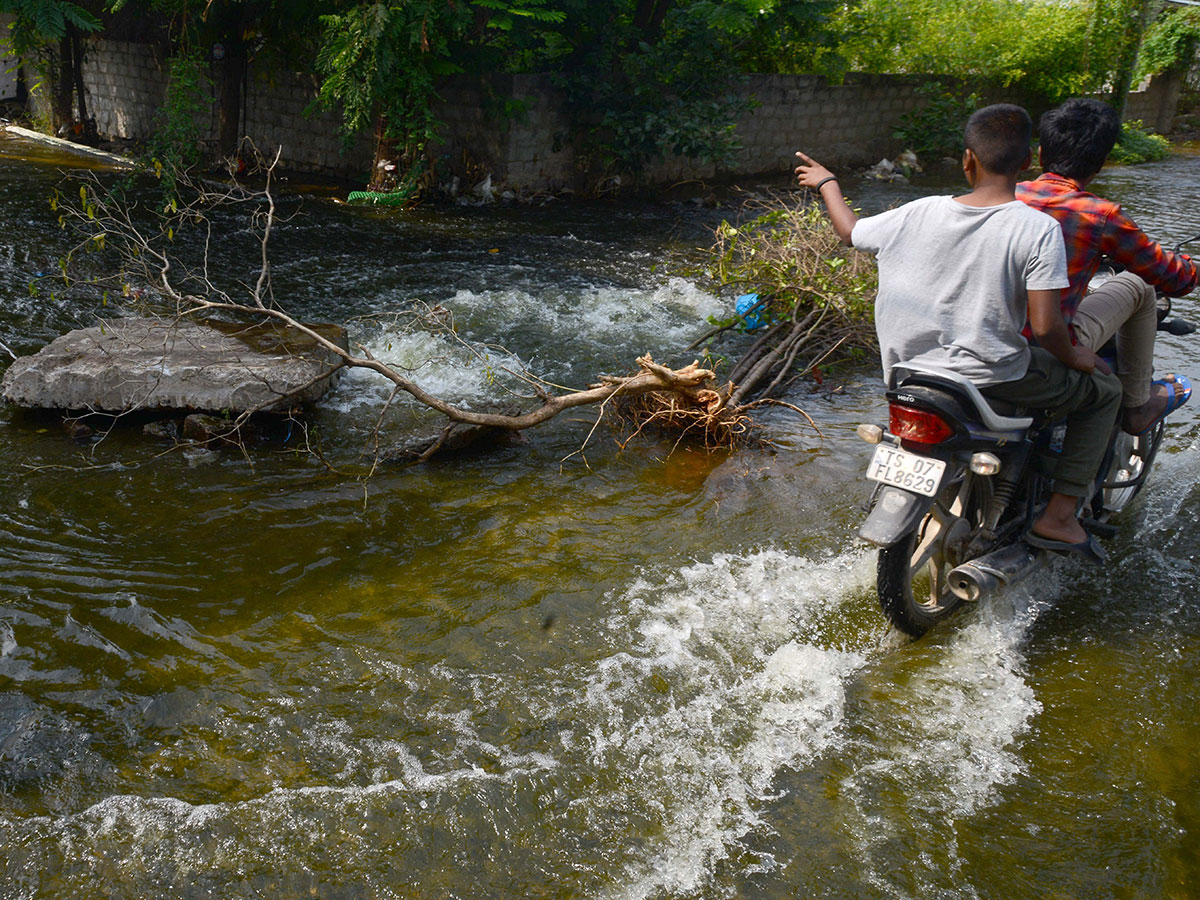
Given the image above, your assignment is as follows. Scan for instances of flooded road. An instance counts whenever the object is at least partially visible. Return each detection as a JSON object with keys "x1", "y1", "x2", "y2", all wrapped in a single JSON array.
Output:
[{"x1": 1, "y1": 130, "x2": 1199, "y2": 899}]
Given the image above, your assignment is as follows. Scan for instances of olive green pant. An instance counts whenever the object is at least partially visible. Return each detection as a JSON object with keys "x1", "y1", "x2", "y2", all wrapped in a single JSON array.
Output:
[{"x1": 982, "y1": 347, "x2": 1122, "y2": 498}]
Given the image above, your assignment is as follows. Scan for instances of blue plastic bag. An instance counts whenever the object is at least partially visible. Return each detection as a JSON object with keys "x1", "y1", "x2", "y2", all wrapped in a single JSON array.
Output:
[{"x1": 736, "y1": 293, "x2": 766, "y2": 331}]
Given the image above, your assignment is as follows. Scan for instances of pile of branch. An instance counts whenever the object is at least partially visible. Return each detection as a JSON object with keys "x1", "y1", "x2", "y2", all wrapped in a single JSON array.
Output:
[
  {"x1": 694, "y1": 192, "x2": 879, "y2": 405},
  {"x1": 607, "y1": 358, "x2": 752, "y2": 450}
]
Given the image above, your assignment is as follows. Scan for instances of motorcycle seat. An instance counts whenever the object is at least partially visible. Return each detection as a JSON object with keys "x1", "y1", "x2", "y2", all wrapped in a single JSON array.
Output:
[{"x1": 890, "y1": 361, "x2": 1034, "y2": 431}]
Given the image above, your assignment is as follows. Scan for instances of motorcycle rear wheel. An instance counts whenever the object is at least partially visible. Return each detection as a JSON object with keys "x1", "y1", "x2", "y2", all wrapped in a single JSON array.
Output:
[{"x1": 876, "y1": 471, "x2": 993, "y2": 637}]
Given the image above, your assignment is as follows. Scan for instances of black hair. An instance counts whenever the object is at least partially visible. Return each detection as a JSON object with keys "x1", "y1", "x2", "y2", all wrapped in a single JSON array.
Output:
[
  {"x1": 1037, "y1": 98, "x2": 1121, "y2": 180},
  {"x1": 963, "y1": 104, "x2": 1033, "y2": 176}
]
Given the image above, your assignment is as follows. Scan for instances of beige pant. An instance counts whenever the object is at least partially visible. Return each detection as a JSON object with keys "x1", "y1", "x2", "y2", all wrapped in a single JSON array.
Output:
[{"x1": 1071, "y1": 270, "x2": 1157, "y2": 409}]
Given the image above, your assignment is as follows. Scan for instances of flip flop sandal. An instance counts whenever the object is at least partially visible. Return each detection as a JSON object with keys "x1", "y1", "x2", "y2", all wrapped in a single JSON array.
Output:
[
  {"x1": 1141, "y1": 374, "x2": 1192, "y2": 434},
  {"x1": 1023, "y1": 530, "x2": 1106, "y2": 564}
]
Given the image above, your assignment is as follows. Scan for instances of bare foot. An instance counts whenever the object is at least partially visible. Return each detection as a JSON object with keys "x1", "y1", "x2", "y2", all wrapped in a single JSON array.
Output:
[
  {"x1": 1029, "y1": 493, "x2": 1087, "y2": 545},
  {"x1": 1122, "y1": 374, "x2": 1184, "y2": 434}
]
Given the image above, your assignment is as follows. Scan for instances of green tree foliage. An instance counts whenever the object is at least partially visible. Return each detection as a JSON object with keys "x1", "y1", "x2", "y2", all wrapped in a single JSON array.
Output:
[
  {"x1": 106, "y1": 0, "x2": 332, "y2": 155},
  {"x1": 892, "y1": 83, "x2": 979, "y2": 159},
  {"x1": 831, "y1": 0, "x2": 1095, "y2": 100},
  {"x1": 313, "y1": 0, "x2": 564, "y2": 194},
  {"x1": 312, "y1": 1, "x2": 844, "y2": 193},
  {"x1": 1089, "y1": 0, "x2": 1156, "y2": 113},
  {"x1": 542, "y1": 2, "x2": 755, "y2": 177},
  {"x1": 0, "y1": 0, "x2": 100, "y2": 53},
  {"x1": 149, "y1": 46, "x2": 211, "y2": 197},
  {"x1": 1136, "y1": 6, "x2": 1200, "y2": 79},
  {"x1": 481, "y1": 2, "x2": 842, "y2": 182},
  {"x1": 1, "y1": 0, "x2": 102, "y2": 131}
]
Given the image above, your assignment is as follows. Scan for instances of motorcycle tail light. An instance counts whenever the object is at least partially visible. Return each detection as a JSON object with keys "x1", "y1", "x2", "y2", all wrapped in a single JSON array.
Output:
[{"x1": 889, "y1": 403, "x2": 954, "y2": 444}]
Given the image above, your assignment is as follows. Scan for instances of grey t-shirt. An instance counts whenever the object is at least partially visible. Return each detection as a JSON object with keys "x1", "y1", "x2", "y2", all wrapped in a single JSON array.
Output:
[{"x1": 852, "y1": 196, "x2": 1069, "y2": 385}]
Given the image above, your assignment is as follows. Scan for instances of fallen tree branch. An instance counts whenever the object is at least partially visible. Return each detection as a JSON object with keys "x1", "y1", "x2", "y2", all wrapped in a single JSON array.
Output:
[{"x1": 47, "y1": 146, "x2": 823, "y2": 465}]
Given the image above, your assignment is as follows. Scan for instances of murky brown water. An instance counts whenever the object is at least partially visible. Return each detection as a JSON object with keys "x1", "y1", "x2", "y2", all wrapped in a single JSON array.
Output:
[{"x1": 2, "y1": 130, "x2": 1199, "y2": 899}]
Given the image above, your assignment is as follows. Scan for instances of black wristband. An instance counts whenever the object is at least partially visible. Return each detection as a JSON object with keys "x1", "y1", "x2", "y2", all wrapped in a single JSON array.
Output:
[{"x1": 814, "y1": 175, "x2": 838, "y2": 191}]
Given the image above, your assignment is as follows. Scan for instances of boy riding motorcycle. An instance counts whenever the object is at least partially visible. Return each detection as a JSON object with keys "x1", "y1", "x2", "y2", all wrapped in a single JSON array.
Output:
[
  {"x1": 1018, "y1": 98, "x2": 1198, "y2": 434},
  {"x1": 795, "y1": 104, "x2": 1121, "y2": 559}
]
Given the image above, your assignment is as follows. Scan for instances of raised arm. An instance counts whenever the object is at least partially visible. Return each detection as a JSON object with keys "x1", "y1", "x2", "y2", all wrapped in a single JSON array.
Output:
[{"x1": 794, "y1": 151, "x2": 857, "y2": 245}]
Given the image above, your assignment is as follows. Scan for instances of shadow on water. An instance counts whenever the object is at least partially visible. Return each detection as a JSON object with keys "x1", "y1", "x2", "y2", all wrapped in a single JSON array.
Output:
[{"x1": 1, "y1": 133, "x2": 1200, "y2": 899}]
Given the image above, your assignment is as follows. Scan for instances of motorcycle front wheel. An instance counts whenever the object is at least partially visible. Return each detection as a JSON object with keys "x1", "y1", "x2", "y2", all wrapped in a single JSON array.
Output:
[{"x1": 876, "y1": 471, "x2": 993, "y2": 637}]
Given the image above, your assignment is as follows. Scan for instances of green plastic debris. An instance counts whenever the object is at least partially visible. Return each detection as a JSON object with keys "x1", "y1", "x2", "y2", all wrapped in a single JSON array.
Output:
[{"x1": 346, "y1": 190, "x2": 416, "y2": 206}]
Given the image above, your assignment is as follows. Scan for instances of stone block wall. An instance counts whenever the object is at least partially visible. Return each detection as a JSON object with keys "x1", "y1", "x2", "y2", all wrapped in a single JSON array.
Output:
[
  {"x1": 14, "y1": 35, "x2": 1185, "y2": 193},
  {"x1": 433, "y1": 72, "x2": 940, "y2": 192},
  {"x1": 0, "y1": 14, "x2": 18, "y2": 101},
  {"x1": 241, "y1": 69, "x2": 371, "y2": 178},
  {"x1": 1124, "y1": 72, "x2": 1184, "y2": 134},
  {"x1": 69, "y1": 40, "x2": 370, "y2": 179},
  {"x1": 437, "y1": 74, "x2": 581, "y2": 193},
  {"x1": 723, "y1": 73, "x2": 933, "y2": 179},
  {"x1": 432, "y1": 72, "x2": 1055, "y2": 191},
  {"x1": 434, "y1": 71, "x2": 1183, "y2": 191},
  {"x1": 84, "y1": 40, "x2": 171, "y2": 139}
]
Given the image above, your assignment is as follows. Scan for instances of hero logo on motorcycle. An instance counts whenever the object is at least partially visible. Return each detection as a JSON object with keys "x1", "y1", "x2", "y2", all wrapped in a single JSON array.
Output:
[{"x1": 866, "y1": 444, "x2": 945, "y2": 497}]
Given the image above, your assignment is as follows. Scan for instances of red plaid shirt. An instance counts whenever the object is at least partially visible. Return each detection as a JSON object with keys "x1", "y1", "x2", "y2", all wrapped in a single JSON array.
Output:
[{"x1": 1017, "y1": 172, "x2": 1197, "y2": 340}]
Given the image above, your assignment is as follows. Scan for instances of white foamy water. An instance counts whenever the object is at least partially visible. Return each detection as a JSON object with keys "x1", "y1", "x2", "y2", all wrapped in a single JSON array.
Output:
[
  {"x1": 1, "y1": 545, "x2": 1072, "y2": 900},
  {"x1": 446, "y1": 276, "x2": 724, "y2": 354},
  {"x1": 321, "y1": 278, "x2": 724, "y2": 423},
  {"x1": 583, "y1": 549, "x2": 879, "y2": 900},
  {"x1": 837, "y1": 573, "x2": 1057, "y2": 900},
  {"x1": 580, "y1": 548, "x2": 1062, "y2": 900},
  {"x1": 325, "y1": 327, "x2": 534, "y2": 415},
  {"x1": 1118, "y1": 429, "x2": 1200, "y2": 537}
]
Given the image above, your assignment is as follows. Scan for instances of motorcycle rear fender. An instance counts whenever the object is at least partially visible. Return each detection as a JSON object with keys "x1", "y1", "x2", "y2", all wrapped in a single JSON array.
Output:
[{"x1": 859, "y1": 485, "x2": 935, "y2": 548}]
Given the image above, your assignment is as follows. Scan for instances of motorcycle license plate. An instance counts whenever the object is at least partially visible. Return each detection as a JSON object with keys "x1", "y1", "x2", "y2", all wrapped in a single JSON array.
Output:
[{"x1": 865, "y1": 444, "x2": 946, "y2": 497}]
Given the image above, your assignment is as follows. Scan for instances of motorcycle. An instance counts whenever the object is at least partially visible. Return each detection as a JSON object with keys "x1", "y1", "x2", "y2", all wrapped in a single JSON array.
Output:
[{"x1": 856, "y1": 233, "x2": 1200, "y2": 637}]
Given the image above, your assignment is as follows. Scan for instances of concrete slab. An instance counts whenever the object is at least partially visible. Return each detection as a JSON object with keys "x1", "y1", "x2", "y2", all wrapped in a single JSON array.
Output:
[{"x1": 1, "y1": 317, "x2": 349, "y2": 414}]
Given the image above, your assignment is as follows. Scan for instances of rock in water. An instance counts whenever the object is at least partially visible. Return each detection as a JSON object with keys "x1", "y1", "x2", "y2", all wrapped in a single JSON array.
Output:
[{"x1": 0, "y1": 318, "x2": 348, "y2": 413}]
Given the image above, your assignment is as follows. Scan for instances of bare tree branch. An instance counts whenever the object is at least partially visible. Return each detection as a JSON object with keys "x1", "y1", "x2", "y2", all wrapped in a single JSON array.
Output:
[{"x1": 50, "y1": 145, "x2": 806, "y2": 464}]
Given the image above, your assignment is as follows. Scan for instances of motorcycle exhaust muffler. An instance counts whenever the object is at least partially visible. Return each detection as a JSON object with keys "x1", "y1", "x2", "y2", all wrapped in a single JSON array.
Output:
[{"x1": 947, "y1": 542, "x2": 1043, "y2": 602}]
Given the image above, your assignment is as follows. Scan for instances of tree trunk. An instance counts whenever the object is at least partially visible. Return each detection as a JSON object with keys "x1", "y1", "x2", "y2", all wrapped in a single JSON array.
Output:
[
  {"x1": 69, "y1": 26, "x2": 94, "y2": 143},
  {"x1": 633, "y1": 0, "x2": 672, "y2": 38},
  {"x1": 368, "y1": 113, "x2": 401, "y2": 192},
  {"x1": 53, "y1": 34, "x2": 73, "y2": 131},
  {"x1": 214, "y1": 9, "x2": 248, "y2": 159},
  {"x1": 1106, "y1": 0, "x2": 1154, "y2": 118}
]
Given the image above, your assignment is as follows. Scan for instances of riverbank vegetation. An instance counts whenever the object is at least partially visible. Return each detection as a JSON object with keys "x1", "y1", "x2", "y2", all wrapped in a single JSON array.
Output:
[{"x1": 1110, "y1": 120, "x2": 1172, "y2": 164}]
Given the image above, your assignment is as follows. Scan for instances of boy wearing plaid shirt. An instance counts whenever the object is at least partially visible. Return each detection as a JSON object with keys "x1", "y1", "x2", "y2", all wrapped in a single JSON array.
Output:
[{"x1": 1018, "y1": 98, "x2": 1197, "y2": 433}]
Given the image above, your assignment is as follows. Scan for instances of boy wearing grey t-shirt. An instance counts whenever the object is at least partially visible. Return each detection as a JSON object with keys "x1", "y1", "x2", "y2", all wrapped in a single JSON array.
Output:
[{"x1": 795, "y1": 103, "x2": 1120, "y2": 559}]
